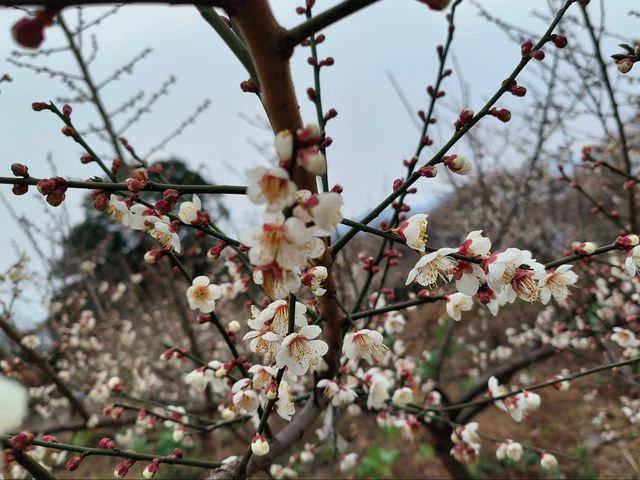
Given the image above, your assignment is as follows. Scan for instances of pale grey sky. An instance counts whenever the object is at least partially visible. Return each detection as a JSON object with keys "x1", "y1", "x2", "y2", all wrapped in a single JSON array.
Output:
[{"x1": 0, "y1": 0, "x2": 637, "y2": 324}]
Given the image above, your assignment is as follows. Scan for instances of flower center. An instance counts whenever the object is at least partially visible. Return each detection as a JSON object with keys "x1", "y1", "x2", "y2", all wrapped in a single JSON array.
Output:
[
  {"x1": 152, "y1": 230, "x2": 174, "y2": 251},
  {"x1": 288, "y1": 336, "x2": 313, "y2": 363},
  {"x1": 512, "y1": 269, "x2": 539, "y2": 301},
  {"x1": 260, "y1": 174, "x2": 288, "y2": 203},
  {"x1": 192, "y1": 285, "x2": 210, "y2": 301}
]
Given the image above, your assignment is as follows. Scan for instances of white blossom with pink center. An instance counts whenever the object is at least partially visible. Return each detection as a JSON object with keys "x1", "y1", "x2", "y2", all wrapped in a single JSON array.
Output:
[
  {"x1": 247, "y1": 166, "x2": 297, "y2": 212},
  {"x1": 275, "y1": 325, "x2": 328, "y2": 376}
]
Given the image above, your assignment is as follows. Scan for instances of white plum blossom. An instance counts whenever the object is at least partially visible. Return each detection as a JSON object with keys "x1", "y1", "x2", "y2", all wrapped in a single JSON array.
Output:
[
  {"x1": 178, "y1": 195, "x2": 203, "y2": 225},
  {"x1": 405, "y1": 248, "x2": 457, "y2": 287},
  {"x1": 294, "y1": 190, "x2": 343, "y2": 236},
  {"x1": 231, "y1": 379, "x2": 260, "y2": 414},
  {"x1": 275, "y1": 130, "x2": 294, "y2": 161},
  {"x1": 446, "y1": 292, "x2": 473, "y2": 321},
  {"x1": 626, "y1": 245, "x2": 640, "y2": 276},
  {"x1": 0, "y1": 376, "x2": 28, "y2": 435},
  {"x1": 276, "y1": 380, "x2": 295, "y2": 421},
  {"x1": 611, "y1": 327, "x2": 639, "y2": 348},
  {"x1": 184, "y1": 368, "x2": 210, "y2": 391},
  {"x1": 339, "y1": 453, "x2": 359, "y2": 472},
  {"x1": 487, "y1": 248, "x2": 546, "y2": 303},
  {"x1": 186, "y1": 276, "x2": 222, "y2": 313},
  {"x1": 247, "y1": 167, "x2": 297, "y2": 212},
  {"x1": 540, "y1": 453, "x2": 558, "y2": 470},
  {"x1": 384, "y1": 312, "x2": 406, "y2": 334},
  {"x1": 488, "y1": 376, "x2": 541, "y2": 422},
  {"x1": 108, "y1": 196, "x2": 146, "y2": 230},
  {"x1": 248, "y1": 364, "x2": 277, "y2": 391},
  {"x1": 250, "y1": 299, "x2": 308, "y2": 337},
  {"x1": 396, "y1": 214, "x2": 429, "y2": 252},
  {"x1": 343, "y1": 329, "x2": 388, "y2": 364},
  {"x1": 21, "y1": 334, "x2": 41, "y2": 349},
  {"x1": 301, "y1": 266, "x2": 328, "y2": 296},
  {"x1": 391, "y1": 387, "x2": 414, "y2": 406},
  {"x1": 317, "y1": 379, "x2": 358, "y2": 407},
  {"x1": 450, "y1": 423, "x2": 481, "y2": 465},
  {"x1": 298, "y1": 146, "x2": 326, "y2": 176},
  {"x1": 252, "y1": 264, "x2": 301, "y2": 300},
  {"x1": 458, "y1": 230, "x2": 491, "y2": 257},
  {"x1": 241, "y1": 212, "x2": 324, "y2": 272},
  {"x1": 496, "y1": 440, "x2": 523, "y2": 462},
  {"x1": 145, "y1": 216, "x2": 181, "y2": 253},
  {"x1": 539, "y1": 265, "x2": 578, "y2": 305},
  {"x1": 366, "y1": 374, "x2": 391, "y2": 410},
  {"x1": 243, "y1": 329, "x2": 282, "y2": 363},
  {"x1": 276, "y1": 325, "x2": 328, "y2": 376}
]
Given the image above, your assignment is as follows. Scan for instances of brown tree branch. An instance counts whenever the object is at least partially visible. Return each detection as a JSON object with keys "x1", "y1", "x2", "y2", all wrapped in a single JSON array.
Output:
[{"x1": 0, "y1": 314, "x2": 90, "y2": 421}]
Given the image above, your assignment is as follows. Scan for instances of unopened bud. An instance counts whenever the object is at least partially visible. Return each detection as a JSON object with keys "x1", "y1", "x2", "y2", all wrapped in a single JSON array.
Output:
[
  {"x1": 46, "y1": 189, "x2": 66, "y2": 207},
  {"x1": 66, "y1": 455, "x2": 83, "y2": 471},
  {"x1": 61, "y1": 125, "x2": 76, "y2": 137},
  {"x1": 31, "y1": 101, "x2": 49, "y2": 111},
  {"x1": 617, "y1": 58, "x2": 634, "y2": 74},
  {"x1": 11, "y1": 163, "x2": 29, "y2": 177},
  {"x1": 418, "y1": 165, "x2": 437, "y2": 177},
  {"x1": 12, "y1": 183, "x2": 29, "y2": 196}
]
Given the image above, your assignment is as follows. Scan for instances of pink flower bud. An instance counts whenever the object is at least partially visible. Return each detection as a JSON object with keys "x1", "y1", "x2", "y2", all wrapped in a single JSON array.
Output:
[
  {"x1": 154, "y1": 199, "x2": 172, "y2": 215},
  {"x1": 126, "y1": 178, "x2": 144, "y2": 193},
  {"x1": 111, "y1": 157, "x2": 123, "y2": 176},
  {"x1": 521, "y1": 40, "x2": 534, "y2": 55},
  {"x1": 13, "y1": 184, "x2": 29, "y2": 195},
  {"x1": 62, "y1": 104, "x2": 72, "y2": 116},
  {"x1": 142, "y1": 461, "x2": 159, "y2": 479},
  {"x1": 443, "y1": 154, "x2": 471, "y2": 175},
  {"x1": 114, "y1": 462, "x2": 130, "y2": 478},
  {"x1": 532, "y1": 50, "x2": 545, "y2": 61},
  {"x1": 11, "y1": 163, "x2": 29, "y2": 177},
  {"x1": 80, "y1": 154, "x2": 93, "y2": 164},
  {"x1": 36, "y1": 178, "x2": 55, "y2": 195},
  {"x1": 46, "y1": 189, "x2": 66, "y2": 207},
  {"x1": 11, "y1": 431, "x2": 34, "y2": 452},
  {"x1": 418, "y1": 165, "x2": 437, "y2": 177},
  {"x1": 92, "y1": 193, "x2": 109, "y2": 212},
  {"x1": 66, "y1": 455, "x2": 83, "y2": 471},
  {"x1": 61, "y1": 125, "x2": 76, "y2": 137},
  {"x1": 616, "y1": 234, "x2": 639, "y2": 249},
  {"x1": 572, "y1": 242, "x2": 596, "y2": 255},
  {"x1": 163, "y1": 189, "x2": 180, "y2": 202},
  {"x1": 551, "y1": 34, "x2": 568, "y2": 48},
  {"x1": 98, "y1": 437, "x2": 117, "y2": 449},
  {"x1": 240, "y1": 80, "x2": 259, "y2": 93},
  {"x1": 490, "y1": 108, "x2": 511, "y2": 122},
  {"x1": 11, "y1": 8, "x2": 60, "y2": 49},
  {"x1": 144, "y1": 248, "x2": 164, "y2": 264},
  {"x1": 31, "y1": 101, "x2": 49, "y2": 111},
  {"x1": 418, "y1": 0, "x2": 452, "y2": 11}
]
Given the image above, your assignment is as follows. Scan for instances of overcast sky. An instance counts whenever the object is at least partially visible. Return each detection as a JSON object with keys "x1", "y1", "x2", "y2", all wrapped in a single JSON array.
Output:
[{"x1": 0, "y1": 0, "x2": 637, "y2": 325}]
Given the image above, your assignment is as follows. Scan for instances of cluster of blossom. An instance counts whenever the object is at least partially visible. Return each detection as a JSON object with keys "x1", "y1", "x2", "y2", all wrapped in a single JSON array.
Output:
[
  {"x1": 398, "y1": 215, "x2": 599, "y2": 321},
  {"x1": 240, "y1": 125, "x2": 340, "y2": 300},
  {"x1": 487, "y1": 377, "x2": 541, "y2": 422}
]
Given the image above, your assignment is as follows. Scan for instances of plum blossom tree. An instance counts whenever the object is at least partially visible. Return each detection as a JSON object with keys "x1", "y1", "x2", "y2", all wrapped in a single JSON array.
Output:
[{"x1": 2, "y1": 0, "x2": 640, "y2": 479}]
